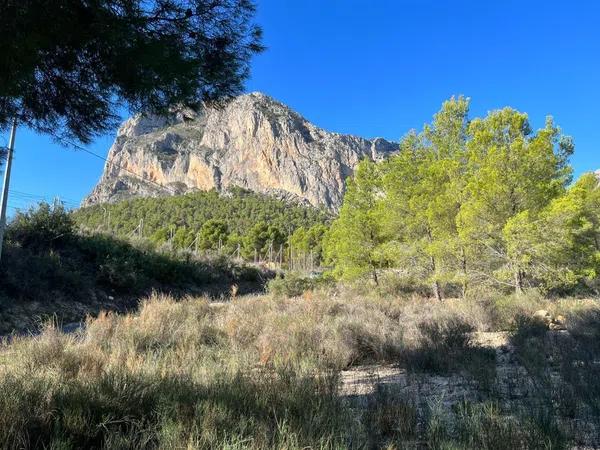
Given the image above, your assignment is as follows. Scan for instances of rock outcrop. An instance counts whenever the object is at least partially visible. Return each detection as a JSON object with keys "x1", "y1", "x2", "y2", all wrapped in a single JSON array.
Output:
[{"x1": 83, "y1": 93, "x2": 397, "y2": 209}]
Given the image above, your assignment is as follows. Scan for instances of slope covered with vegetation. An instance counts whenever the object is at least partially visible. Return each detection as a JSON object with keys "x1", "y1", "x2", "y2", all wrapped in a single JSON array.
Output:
[
  {"x1": 0, "y1": 204, "x2": 266, "y2": 335},
  {"x1": 0, "y1": 287, "x2": 598, "y2": 449},
  {"x1": 74, "y1": 188, "x2": 331, "y2": 261}
]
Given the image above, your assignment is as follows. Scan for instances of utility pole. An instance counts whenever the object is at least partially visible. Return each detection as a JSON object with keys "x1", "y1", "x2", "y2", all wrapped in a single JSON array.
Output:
[{"x1": 0, "y1": 119, "x2": 17, "y2": 263}]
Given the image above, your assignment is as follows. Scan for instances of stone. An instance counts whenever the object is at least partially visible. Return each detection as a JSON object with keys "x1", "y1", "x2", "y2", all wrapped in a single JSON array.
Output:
[
  {"x1": 82, "y1": 92, "x2": 398, "y2": 210},
  {"x1": 533, "y1": 309, "x2": 552, "y2": 325},
  {"x1": 549, "y1": 314, "x2": 567, "y2": 330}
]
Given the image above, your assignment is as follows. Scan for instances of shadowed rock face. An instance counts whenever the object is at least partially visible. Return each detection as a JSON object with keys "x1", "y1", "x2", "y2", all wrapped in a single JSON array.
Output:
[{"x1": 83, "y1": 93, "x2": 397, "y2": 210}]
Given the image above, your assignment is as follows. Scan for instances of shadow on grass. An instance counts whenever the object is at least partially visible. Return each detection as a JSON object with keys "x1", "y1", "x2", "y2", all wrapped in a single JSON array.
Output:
[
  {"x1": 0, "y1": 368, "x2": 347, "y2": 449},
  {"x1": 510, "y1": 309, "x2": 600, "y2": 445},
  {"x1": 403, "y1": 317, "x2": 497, "y2": 388},
  {"x1": 0, "y1": 232, "x2": 268, "y2": 335}
]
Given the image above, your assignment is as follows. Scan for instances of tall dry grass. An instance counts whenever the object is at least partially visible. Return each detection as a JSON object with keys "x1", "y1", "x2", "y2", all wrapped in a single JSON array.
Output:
[{"x1": 0, "y1": 288, "x2": 597, "y2": 448}]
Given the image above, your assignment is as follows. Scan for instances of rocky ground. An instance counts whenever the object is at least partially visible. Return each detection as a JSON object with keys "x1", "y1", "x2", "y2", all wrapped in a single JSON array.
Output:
[{"x1": 341, "y1": 331, "x2": 600, "y2": 448}]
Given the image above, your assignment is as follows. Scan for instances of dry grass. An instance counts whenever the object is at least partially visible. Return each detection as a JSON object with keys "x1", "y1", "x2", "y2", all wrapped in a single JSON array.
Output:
[{"x1": 0, "y1": 288, "x2": 597, "y2": 448}]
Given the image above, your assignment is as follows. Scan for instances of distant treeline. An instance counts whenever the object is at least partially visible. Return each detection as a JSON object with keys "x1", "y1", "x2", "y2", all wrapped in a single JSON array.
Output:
[
  {"x1": 74, "y1": 188, "x2": 331, "y2": 262},
  {"x1": 323, "y1": 97, "x2": 600, "y2": 298}
]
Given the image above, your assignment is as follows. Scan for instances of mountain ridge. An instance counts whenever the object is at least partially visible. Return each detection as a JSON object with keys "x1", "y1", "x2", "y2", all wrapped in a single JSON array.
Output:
[{"x1": 83, "y1": 92, "x2": 398, "y2": 210}]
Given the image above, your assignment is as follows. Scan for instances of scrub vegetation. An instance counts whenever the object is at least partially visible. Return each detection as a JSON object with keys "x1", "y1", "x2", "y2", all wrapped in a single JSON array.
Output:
[{"x1": 1, "y1": 287, "x2": 597, "y2": 449}]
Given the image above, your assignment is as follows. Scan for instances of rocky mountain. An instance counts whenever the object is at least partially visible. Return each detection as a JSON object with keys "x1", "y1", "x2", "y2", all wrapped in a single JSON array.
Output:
[{"x1": 83, "y1": 93, "x2": 397, "y2": 210}]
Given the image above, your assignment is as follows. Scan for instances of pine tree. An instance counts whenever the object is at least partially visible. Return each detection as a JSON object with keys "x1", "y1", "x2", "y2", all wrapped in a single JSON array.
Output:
[
  {"x1": 381, "y1": 97, "x2": 470, "y2": 300},
  {"x1": 323, "y1": 160, "x2": 387, "y2": 283},
  {"x1": 1, "y1": 0, "x2": 263, "y2": 143},
  {"x1": 458, "y1": 111, "x2": 573, "y2": 294}
]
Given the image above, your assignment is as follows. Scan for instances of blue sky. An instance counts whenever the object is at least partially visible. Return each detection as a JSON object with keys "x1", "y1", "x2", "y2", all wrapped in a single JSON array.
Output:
[{"x1": 2, "y1": 0, "x2": 599, "y2": 213}]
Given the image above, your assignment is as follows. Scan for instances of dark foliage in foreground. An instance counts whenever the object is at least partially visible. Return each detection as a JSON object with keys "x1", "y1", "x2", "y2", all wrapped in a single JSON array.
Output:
[
  {"x1": 0, "y1": 204, "x2": 264, "y2": 333},
  {"x1": 0, "y1": 0, "x2": 263, "y2": 143}
]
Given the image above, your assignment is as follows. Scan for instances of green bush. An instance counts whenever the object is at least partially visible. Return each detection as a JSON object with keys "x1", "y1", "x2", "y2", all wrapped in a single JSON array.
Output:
[
  {"x1": 6, "y1": 202, "x2": 75, "y2": 250},
  {"x1": 0, "y1": 204, "x2": 267, "y2": 327},
  {"x1": 267, "y1": 272, "x2": 321, "y2": 297},
  {"x1": 451, "y1": 402, "x2": 567, "y2": 450}
]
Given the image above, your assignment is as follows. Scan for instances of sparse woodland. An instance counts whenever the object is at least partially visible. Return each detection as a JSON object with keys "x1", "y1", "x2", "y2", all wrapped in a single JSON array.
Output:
[
  {"x1": 10, "y1": 0, "x2": 600, "y2": 448},
  {"x1": 0, "y1": 98, "x2": 599, "y2": 449}
]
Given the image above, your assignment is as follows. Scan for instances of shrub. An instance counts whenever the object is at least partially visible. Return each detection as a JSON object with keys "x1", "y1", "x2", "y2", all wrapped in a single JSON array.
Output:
[
  {"x1": 362, "y1": 384, "x2": 417, "y2": 447},
  {"x1": 0, "y1": 295, "x2": 353, "y2": 449},
  {"x1": 405, "y1": 316, "x2": 496, "y2": 384},
  {"x1": 489, "y1": 291, "x2": 545, "y2": 330},
  {"x1": 6, "y1": 202, "x2": 74, "y2": 250},
  {"x1": 267, "y1": 272, "x2": 321, "y2": 297},
  {"x1": 452, "y1": 402, "x2": 567, "y2": 450},
  {"x1": 510, "y1": 314, "x2": 549, "y2": 374}
]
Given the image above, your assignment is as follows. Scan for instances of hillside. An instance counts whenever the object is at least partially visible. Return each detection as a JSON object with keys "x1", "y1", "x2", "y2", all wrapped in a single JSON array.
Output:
[
  {"x1": 0, "y1": 204, "x2": 268, "y2": 335},
  {"x1": 83, "y1": 92, "x2": 397, "y2": 210},
  {"x1": 74, "y1": 188, "x2": 331, "y2": 260},
  {"x1": 76, "y1": 188, "x2": 330, "y2": 235}
]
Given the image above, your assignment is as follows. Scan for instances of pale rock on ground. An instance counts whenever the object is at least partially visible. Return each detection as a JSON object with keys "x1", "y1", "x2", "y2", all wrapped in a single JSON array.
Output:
[{"x1": 341, "y1": 331, "x2": 600, "y2": 448}]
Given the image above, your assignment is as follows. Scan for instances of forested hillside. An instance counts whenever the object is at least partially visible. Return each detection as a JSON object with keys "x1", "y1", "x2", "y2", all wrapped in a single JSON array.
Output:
[
  {"x1": 74, "y1": 188, "x2": 331, "y2": 261},
  {"x1": 324, "y1": 97, "x2": 600, "y2": 298}
]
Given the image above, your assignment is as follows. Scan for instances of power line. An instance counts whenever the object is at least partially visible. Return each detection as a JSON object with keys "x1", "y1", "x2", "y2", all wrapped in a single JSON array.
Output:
[
  {"x1": 67, "y1": 142, "x2": 180, "y2": 197},
  {"x1": 8, "y1": 189, "x2": 78, "y2": 206},
  {"x1": 7, "y1": 193, "x2": 79, "y2": 209},
  {"x1": 3, "y1": 129, "x2": 180, "y2": 214}
]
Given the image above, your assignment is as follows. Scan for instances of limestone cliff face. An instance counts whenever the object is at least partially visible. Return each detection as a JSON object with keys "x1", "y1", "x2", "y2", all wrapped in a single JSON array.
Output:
[{"x1": 83, "y1": 93, "x2": 397, "y2": 209}]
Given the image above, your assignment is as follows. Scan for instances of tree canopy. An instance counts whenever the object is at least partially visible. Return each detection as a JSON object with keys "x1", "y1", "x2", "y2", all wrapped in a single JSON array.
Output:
[
  {"x1": 0, "y1": 0, "x2": 263, "y2": 143},
  {"x1": 324, "y1": 98, "x2": 598, "y2": 298}
]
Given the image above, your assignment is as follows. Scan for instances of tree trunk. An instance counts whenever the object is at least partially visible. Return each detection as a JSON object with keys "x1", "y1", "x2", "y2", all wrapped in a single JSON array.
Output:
[
  {"x1": 426, "y1": 228, "x2": 443, "y2": 301},
  {"x1": 372, "y1": 268, "x2": 379, "y2": 286},
  {"x1": 429, "y1": 255, "x2": 443, "y2": 301},
  {"x1": 514, "y1": 268, "x2": 524, "y2": 295},
  {"x1": 460, "y1": 247, "x2": 468, "y2": 299},
  {"x1": 433, "y1": 280, "x2": 442, "y2": 301}
]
